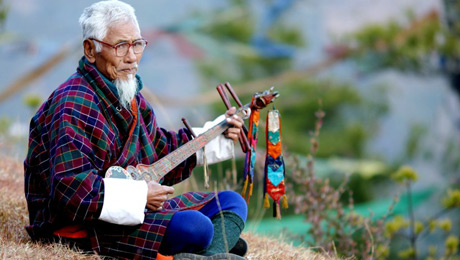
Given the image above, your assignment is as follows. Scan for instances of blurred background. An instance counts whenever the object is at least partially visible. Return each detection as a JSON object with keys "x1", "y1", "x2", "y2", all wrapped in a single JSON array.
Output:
[{"x1": 1, "y1": 0, "x2": 460, "y2": 258}]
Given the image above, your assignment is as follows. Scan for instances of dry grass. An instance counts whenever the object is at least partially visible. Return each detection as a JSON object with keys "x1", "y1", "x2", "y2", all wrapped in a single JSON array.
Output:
[
  {"x1": 242, "y1": 232, "x2": 337, "y2": 260},
  {"x1": 0, "y1": 156, "x2": 337, "y2": 260}
]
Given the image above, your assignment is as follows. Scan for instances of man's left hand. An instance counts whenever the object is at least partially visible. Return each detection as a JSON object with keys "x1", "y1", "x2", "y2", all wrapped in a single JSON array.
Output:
[{"x1": 224, "y1": 107, "x2": 244, "y2": 142}]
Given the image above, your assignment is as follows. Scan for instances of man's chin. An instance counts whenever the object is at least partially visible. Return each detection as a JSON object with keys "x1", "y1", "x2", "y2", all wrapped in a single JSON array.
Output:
[
  {"x1": 114, "y1": 73, "x2": 138, "y2": 110},
  {"x1": 119, "y1": 71, "x2": 136, "y2": 79}
]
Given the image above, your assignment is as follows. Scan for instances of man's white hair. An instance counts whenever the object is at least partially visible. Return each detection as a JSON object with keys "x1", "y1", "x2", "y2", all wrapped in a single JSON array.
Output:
[
  {"x1": 115, "y1": 74, "x2": 138, "y2": 111},
  {"x1": 79, "y1": 0, "x2": 140, "y2": 52}
]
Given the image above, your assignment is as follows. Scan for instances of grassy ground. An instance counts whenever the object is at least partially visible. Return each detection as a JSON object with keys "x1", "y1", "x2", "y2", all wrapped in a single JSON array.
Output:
[{"x1": 0, "y1": 156, "x2": 335, "y2": 260}]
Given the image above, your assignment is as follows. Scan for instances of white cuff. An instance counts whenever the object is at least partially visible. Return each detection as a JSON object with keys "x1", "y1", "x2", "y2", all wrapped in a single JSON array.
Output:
[
  {"x1": 193, "y1": 114, "x2": 235, "y2": 166},
  {"x1": 99, "y1": 178, "x2": 147, "y2": 225}
]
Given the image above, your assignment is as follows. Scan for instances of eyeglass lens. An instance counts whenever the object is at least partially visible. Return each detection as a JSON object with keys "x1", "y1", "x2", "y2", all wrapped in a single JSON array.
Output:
[{"x1": 116, "y1": 40, "x2": 146, "y2": 56}]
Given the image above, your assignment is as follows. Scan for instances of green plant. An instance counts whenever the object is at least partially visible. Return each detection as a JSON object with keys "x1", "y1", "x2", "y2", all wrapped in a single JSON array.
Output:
[
  {"x1": 344, "y1": 7, "x2": 460, "y2": 75},
  {"x1": 23, "y1": 94, "x2": 43, "y2": 113},
  {"x1": 344, "y1": 10, "x2": 446, "y2": 71},
  {"x1": 385, "y1": 165, "x2": 460, "y2": 259},
  {"x1": 287, "y1": 100, "x2": 391, "y2": 259}
]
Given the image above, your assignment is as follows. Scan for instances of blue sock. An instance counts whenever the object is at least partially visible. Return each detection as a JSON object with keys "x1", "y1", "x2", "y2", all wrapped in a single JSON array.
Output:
[
  {"x1": 159, "y1": 210, "x2": 213, "y2": 255},
  {"x1": 159, "y1": 191, "x2": 247, "y2": 256},
  {"x1": 199, "y1": 191, "x2": 248, "y2": 222}
]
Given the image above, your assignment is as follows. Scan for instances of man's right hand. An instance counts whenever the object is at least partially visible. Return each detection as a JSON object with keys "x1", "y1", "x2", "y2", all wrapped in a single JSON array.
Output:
[{"x1": 146, "y1": 181, "x2": 175, "y2": 211}]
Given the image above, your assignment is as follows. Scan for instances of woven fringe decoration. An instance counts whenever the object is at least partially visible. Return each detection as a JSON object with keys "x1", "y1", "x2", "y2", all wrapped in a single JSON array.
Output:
[
  {"x1": 202, "y1": 146, "x2": 210, "y2": 189},
  {"x1": 263, "y1": 108, "x2": 287, "y2": 219},
  {"x1": 242, "y1": 97, "x2": 260, "y2": 203}
]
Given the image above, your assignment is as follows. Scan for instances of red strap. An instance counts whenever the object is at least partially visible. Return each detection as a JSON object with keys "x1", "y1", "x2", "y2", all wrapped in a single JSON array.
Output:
[
  {"x1": 53, "y1": 225, "x2": 88, "y2": 239},
  {"x1": 157, "y1": 253, "x2": 173, "y2": 260},
  {"x1": 128, "y1": 99, "x2": 139, "y2": 138}
]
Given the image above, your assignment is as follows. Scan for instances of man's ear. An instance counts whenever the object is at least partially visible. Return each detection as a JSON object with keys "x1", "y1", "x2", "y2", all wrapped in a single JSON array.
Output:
[{"x1": 83, "y1": 39, "x2": 96, "y2": 63}]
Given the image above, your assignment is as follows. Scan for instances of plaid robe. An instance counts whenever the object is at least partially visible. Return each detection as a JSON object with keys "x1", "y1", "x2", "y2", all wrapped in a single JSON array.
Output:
[{"x1": 24, "y1": 57, "x2": 216, "y2": 259}]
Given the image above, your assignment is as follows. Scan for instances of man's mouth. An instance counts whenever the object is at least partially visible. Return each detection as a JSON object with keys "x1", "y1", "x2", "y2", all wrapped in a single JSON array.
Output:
[{"x1": 121, "y1": 68, "x2": 136, "y2": 74}]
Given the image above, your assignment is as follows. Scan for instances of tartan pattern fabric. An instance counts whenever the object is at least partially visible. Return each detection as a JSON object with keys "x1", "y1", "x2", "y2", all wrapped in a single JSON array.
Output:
[
  {"x1": 95, "y1": 191, "x2": 214, "y2": 259},
  {"x1": 24, "y1": 57, "x2": 215, "y2": 259}
]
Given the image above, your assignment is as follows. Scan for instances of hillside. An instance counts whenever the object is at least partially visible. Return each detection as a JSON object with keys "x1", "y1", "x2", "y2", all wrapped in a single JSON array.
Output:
[{"x1": 0, "y1": 156, "x2": 335, "y2": 260}]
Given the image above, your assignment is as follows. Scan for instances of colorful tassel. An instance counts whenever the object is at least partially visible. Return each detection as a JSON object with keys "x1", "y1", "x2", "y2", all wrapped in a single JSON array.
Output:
[
  {"x1": 242, "y1": 96, "x2": 260, "y2": 203},
  {"x1": 264, "y1": 108, "x2": 287, "y2": 219},
  {"x1": 240, "y1": 98, "x2": 287, "y2": 218},
  {"x1": 241, "y1": 177, "x2": 248, "y2": 199}
]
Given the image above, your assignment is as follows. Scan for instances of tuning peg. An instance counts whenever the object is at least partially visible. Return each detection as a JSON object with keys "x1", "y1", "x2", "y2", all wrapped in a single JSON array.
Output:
[
  {"x1": 216, "y1": 83, "x2": 250, "y2": 153},
  {"x1": 181, "y1": 117, "x2": 197, "y2": 138}
]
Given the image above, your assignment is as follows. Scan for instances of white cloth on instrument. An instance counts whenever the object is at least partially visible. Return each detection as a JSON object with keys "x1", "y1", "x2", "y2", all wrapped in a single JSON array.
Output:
[
  {"x1": 192, "y1": 114, "x2": 235, "y2": 166},
  {"x1": 100, "y1": 114, "x2": 234, "y2": 225},
  {"x1": 99, "y1": 178, "x2": 147, "y2": 225}
]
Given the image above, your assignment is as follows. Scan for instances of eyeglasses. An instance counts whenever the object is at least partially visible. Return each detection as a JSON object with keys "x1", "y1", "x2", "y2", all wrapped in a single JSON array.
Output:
[{"x1": 90, "y1": 38, "x2": 148, "y2": 57}]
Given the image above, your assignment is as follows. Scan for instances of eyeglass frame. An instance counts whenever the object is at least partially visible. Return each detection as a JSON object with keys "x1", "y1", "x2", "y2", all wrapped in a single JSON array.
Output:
[{"x1": 89, "y1": 38, "x2": 148, "y2": 57}]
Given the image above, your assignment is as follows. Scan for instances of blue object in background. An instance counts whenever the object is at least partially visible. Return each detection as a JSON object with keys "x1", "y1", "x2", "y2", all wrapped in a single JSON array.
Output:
[{"x1": 251, "y1": 0, "x2": 297, "y2": 58}]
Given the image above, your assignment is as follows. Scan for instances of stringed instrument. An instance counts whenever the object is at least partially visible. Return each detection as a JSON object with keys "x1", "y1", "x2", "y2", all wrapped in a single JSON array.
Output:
[{"x1": 106, "y1": 87, "x2": 279, "y2": 182}]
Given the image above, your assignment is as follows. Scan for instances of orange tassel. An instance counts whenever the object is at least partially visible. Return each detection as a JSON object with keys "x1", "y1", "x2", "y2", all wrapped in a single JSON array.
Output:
[
  {"x1": 264, "y1": 193, "x2": 270, "y2": 208},
  {"x1": 282, "y1": 194, "x2": 288, "y2": 209},
  {"x1": 241, "y1": 177, "x2": 248, "y2": 199},
  {"x1": 246, "y1": 182, "x2": 254, "y2": 204}
]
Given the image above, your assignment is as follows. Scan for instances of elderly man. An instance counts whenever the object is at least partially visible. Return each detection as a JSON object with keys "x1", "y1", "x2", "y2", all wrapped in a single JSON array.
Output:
[{"x1": 24, "y1": 1, "x2": 248, "y2": 259}]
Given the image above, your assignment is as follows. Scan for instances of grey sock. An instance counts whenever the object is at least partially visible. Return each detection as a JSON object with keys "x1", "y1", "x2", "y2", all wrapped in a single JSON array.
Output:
[{"x1": 200, "y1": 211, "x2": 245, "y2": 256}]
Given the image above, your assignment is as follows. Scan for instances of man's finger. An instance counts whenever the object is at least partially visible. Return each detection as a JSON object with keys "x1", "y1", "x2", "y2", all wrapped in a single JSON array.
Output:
[
  {"x1": 228, "y1": 128, "x2": 241, "y2": 134},
  {"x1": 226, "y1": 128, "x2": 241, "y2": 137},
  {"x1": 226, "y1": 117, "x2": 243, "y2": 128},
  {"x1": 225, "y1": 107, "x2": 237, "y2": 116},
  {"x1": 162, "y1": 185, "x2": 175, "y2": 194}
]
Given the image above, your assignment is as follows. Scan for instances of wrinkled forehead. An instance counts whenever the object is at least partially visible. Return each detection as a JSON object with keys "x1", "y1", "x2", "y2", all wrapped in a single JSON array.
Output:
[{"x1": 105, "y1": 21, "x2": 142, "y2": 42}]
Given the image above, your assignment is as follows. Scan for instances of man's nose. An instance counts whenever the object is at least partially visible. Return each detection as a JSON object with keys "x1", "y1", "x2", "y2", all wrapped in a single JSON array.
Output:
[{"x1": 124, "y1": 46, "x2": 137, "y2": 62}]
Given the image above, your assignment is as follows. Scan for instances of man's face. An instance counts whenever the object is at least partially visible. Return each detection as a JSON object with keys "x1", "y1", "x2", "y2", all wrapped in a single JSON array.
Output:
[{"x1": 94, "y1": 22, "x2": 143, "y2": 81}]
